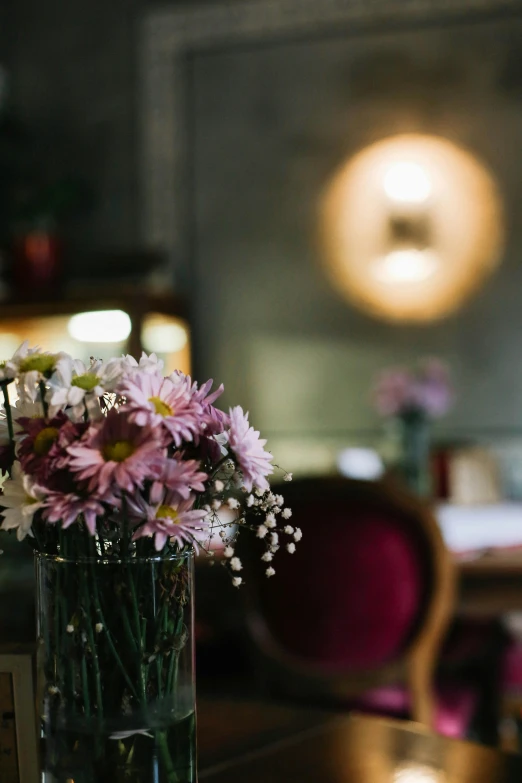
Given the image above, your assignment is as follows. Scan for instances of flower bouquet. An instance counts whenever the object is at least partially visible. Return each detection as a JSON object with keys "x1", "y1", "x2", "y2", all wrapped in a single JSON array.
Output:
[
  {"x1": 373, "y1": 359, "x2": 454, "y2": 497},
  {"x1": 0, "y1": 342, "x2": 297, "y2": 783}
]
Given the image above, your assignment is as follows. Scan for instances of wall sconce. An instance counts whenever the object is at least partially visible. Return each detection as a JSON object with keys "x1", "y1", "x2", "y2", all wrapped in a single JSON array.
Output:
[{"x1": 319, "y1": 134, "x2": 504, "y2": 323}]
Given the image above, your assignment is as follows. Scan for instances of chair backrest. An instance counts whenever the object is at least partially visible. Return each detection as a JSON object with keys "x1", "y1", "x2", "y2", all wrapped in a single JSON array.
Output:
[{"x1": 244, "y1": 477, "x2": 455, "y2": 723}]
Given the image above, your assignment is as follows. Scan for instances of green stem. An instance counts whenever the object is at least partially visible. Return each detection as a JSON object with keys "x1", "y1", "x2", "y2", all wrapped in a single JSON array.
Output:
[
  {"x1": 157, "y1": 729, "x2": 179, "y2": 783},
  {"x1": 86, "y1": 554, "x2": 139, "y2": 701},
  {"x1": 81, "y1": 656, "x2": 91, "y2": 719},
  {"x1": 38, "y1": 380, "x2": 49, "y2": 417},
  {"x1": 1, "y1": 383, "x2": 14, "y2": 444},
  {"x1": 81, "y1": 572, "x2": 103, "y2": 719}
]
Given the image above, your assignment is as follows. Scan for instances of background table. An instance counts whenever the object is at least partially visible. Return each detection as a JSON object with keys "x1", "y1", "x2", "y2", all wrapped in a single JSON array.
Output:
[{"x1": 197, "y1": 699, "x2": 522, "y2": 782}]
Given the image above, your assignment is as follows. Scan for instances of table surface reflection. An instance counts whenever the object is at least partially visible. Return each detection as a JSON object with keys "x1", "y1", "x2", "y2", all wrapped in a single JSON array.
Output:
[{"x1": 197, "y1": 699, "x2": 522, "y2": 782}]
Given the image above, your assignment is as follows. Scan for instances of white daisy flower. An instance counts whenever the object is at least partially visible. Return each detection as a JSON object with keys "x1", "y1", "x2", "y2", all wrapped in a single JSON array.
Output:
[{"x1": 0, "y1": 462, "x2": 46, "y2": 541}]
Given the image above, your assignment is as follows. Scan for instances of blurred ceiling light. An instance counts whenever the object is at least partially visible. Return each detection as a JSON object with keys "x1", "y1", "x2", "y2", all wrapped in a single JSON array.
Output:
[
  {"x1": 142, "y1": 322, "x2": 187, "y2": 354},
  {"x1": 337, "y1": 448, "x2": 384, "y2": 480},
  {"x1": 68, "y1": 310, "x2": 132, "y2": 344},
  {"x1": 319, "y1": 134, "x2": 504, "y2": 323},
  {"x1": 383, "y1": 161, "x2": 432, "y2": 204},
  {"x1": 373, "y1": 249, "x2": 438, "y2": 285}
]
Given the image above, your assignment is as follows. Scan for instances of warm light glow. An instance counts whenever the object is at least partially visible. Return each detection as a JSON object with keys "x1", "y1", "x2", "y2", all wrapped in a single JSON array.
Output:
[
  {"x1": 142, "y1": 322, "x2": 187, "y2": 354},
  {"x1": 68, "y1": 310, "x2": 132, "y2": 344},
  {"x1": 319, "y1": 133, "x2": 504, "y2": 322},
  {"x1": 0, "y1": 332, "x2": 23, "y2": 360},
  {"x1": 393, "y1": 764, "x2": 442, "y2": 783},
  {"x1": 383, "y1": 161, "x2": 432, "y2": 204},
  {"x1": 373, "y1": 249, "x2": 438, "y2": 284}
]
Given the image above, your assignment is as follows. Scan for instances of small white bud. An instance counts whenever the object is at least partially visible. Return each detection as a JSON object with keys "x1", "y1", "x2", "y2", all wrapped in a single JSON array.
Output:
[
  {"x1": 246, "y1": 495, "x2": 255, "y2": 507},
  {"x1": 232, "y1": 576, "x2": 242, "y2": 587},
  {"x1": 265, "y1": 513, "x2": 276, "y2": 528},
  {"x1": 66, "y1": 624, "x2": 74, "y2": 634},
  {"x1": 227, "y1": 497, "x2": 239, "y2": 510},
  {"x1": 275, "y1": 495, "x2": 284, "y2": 506},
  {"x1": 269, "y1": 532, "x2": 278, "y2": 546},
  {"x1": 261, "y1": 551, "x2": 273, "y2": 562},
  {"x1": 214, "y1": 480, "x2": 224, "y2": 492},
  {"x1": 282, "y1": 508, "x2": 292, "y2": 519},
  {"x1": 95, "y1": 623, "x2": 103, "y2": 634},
  {"x1": 255, "y1": 487, "x2": 264, "y2": 497},
  {"x1": 257, "y1": 524, "x2": 268, "y2": 539},
  {"x1": 293, "y1": 528, "x2": 302, "y2": 542},
  {"x1": 230, "y1": 557, "x2": 242, "y2": 572},
  {"x1": 223, "y1": 546, "x2": 234, "y2": 558},
  {"x1": 286, "y1": 543, "x2": 296, "y2": 554},
  {"x1": 211, "y1": 499, "x2": 222, "y2": 511},
  {"x1": 284, "y1": 525, "x2": 294, "y2": 535},
  {"x1": 284, "y1": 473, "x2": 293, "y2": 481},
  {"x1": 265, "y1": 566, "x2": 276, "y2": 578}
]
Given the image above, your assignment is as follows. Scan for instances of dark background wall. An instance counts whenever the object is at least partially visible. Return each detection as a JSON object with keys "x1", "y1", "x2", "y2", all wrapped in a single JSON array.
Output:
[{"x1": 4, "y1": 0, "x2": 232, "y2": 260}]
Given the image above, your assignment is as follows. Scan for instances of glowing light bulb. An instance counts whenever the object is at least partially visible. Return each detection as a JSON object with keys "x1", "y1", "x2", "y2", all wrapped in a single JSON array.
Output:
[
  {"x1": 68, "y1": 310, "x2": 132, "y2": 344},
  {"x1": 373, "y1": 249, "x2": 438, "y2": 284},
  {"x1": 142, "y1": 323, "x2": 187, "y2": 354},
  {"x1": 383, "y1": 162, "x2": 432, "y2": 204}
]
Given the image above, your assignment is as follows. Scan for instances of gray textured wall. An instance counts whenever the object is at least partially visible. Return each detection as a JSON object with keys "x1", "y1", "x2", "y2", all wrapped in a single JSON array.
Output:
[{"x1": 190, "y1": 15, "x2": 522, "y2": 440}]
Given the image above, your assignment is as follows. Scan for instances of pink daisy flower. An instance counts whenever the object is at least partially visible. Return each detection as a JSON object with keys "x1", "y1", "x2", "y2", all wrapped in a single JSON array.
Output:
[
  {"x1": 171, "y1": 374, "x2": 228, "y2": 436},
  {"x1": 42, "y1": 491, "x2": 105, "y2": 535},
  {"x1": 67, "y1": 410, "x2": 163, "y2": 497},
  {"x1": 227, "y1": 406, "x2": 273, "y2": 493},
  {"x1": 129, "y1": 484, "x2": 208, "y2": 551},
  {"x1": 16, "y1": 412, "x2": 76, "y2": 480},
  {"x1": 152, "y1": 454, "x2": 208, "y2": 499},
  {"x1": 119, "y1": 373, "x2": 203, "y2": 446}
]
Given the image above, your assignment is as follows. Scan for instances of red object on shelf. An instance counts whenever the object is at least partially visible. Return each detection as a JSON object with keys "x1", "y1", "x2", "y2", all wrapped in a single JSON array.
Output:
[{"x1": 13, "y1": 231, "x2": 63, "y2": 294}]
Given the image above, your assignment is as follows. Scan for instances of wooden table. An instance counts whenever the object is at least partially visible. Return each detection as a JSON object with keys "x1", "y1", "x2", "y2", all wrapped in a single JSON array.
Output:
[
  {"x1": 197, "y1": 699, "x2": 522, "y2": 782},
  {"x1": 458, "y1": 552, "x2": 522, "y2": 615}
]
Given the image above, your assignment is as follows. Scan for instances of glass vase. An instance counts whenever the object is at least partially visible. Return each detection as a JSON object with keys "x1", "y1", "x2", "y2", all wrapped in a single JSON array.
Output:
[
  {"x1": 35, "y1": 550, "x2": 196, "y2": 783},
  {"x1": 397, "y1": 410, "x2": 432, "y2": 498}
]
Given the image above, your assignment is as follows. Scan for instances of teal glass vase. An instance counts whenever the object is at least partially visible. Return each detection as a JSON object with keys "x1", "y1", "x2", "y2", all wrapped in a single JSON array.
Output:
[{"x1": 397, "y1": 410, "x2": 432, "y2": 498}]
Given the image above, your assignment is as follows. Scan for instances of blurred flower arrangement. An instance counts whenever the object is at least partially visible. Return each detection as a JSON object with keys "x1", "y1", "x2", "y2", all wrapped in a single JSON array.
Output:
[
  {"x1": 373, "y1": 359, "x2": 454, "y2": 497},
  {"x1": 373, "y1": 358, "x2": 454, "y2": 420},
  {"x1": 0, "y1": 342, "x2": 297, "y2": 782}
]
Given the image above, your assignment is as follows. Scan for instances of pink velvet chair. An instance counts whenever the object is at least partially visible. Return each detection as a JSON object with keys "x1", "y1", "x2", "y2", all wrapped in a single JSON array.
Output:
[{"x1": 244, "y1": 477, "x2": 477, "y2": 738}]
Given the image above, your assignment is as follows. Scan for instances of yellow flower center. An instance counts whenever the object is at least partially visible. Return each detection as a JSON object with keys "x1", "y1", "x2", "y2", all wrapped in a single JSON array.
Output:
[
  {"x1": 33, "y1": 427, "x2": 60, "y2": 456},
  {"x1": 19, "y1": 354, "x2": 56, "y2": 375},
  {"x1": 102, "y1": 440, "x2": 135, "y2": 463},
  {"x1": 156, "y1": 505, "x2": 180, "y2": 524},
  {"x1": 71, "y1": 373, "x2": 99, "y2": 392},
  {"x1": 149, "y1": 396, "x2": 173, "y2": 417}
]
